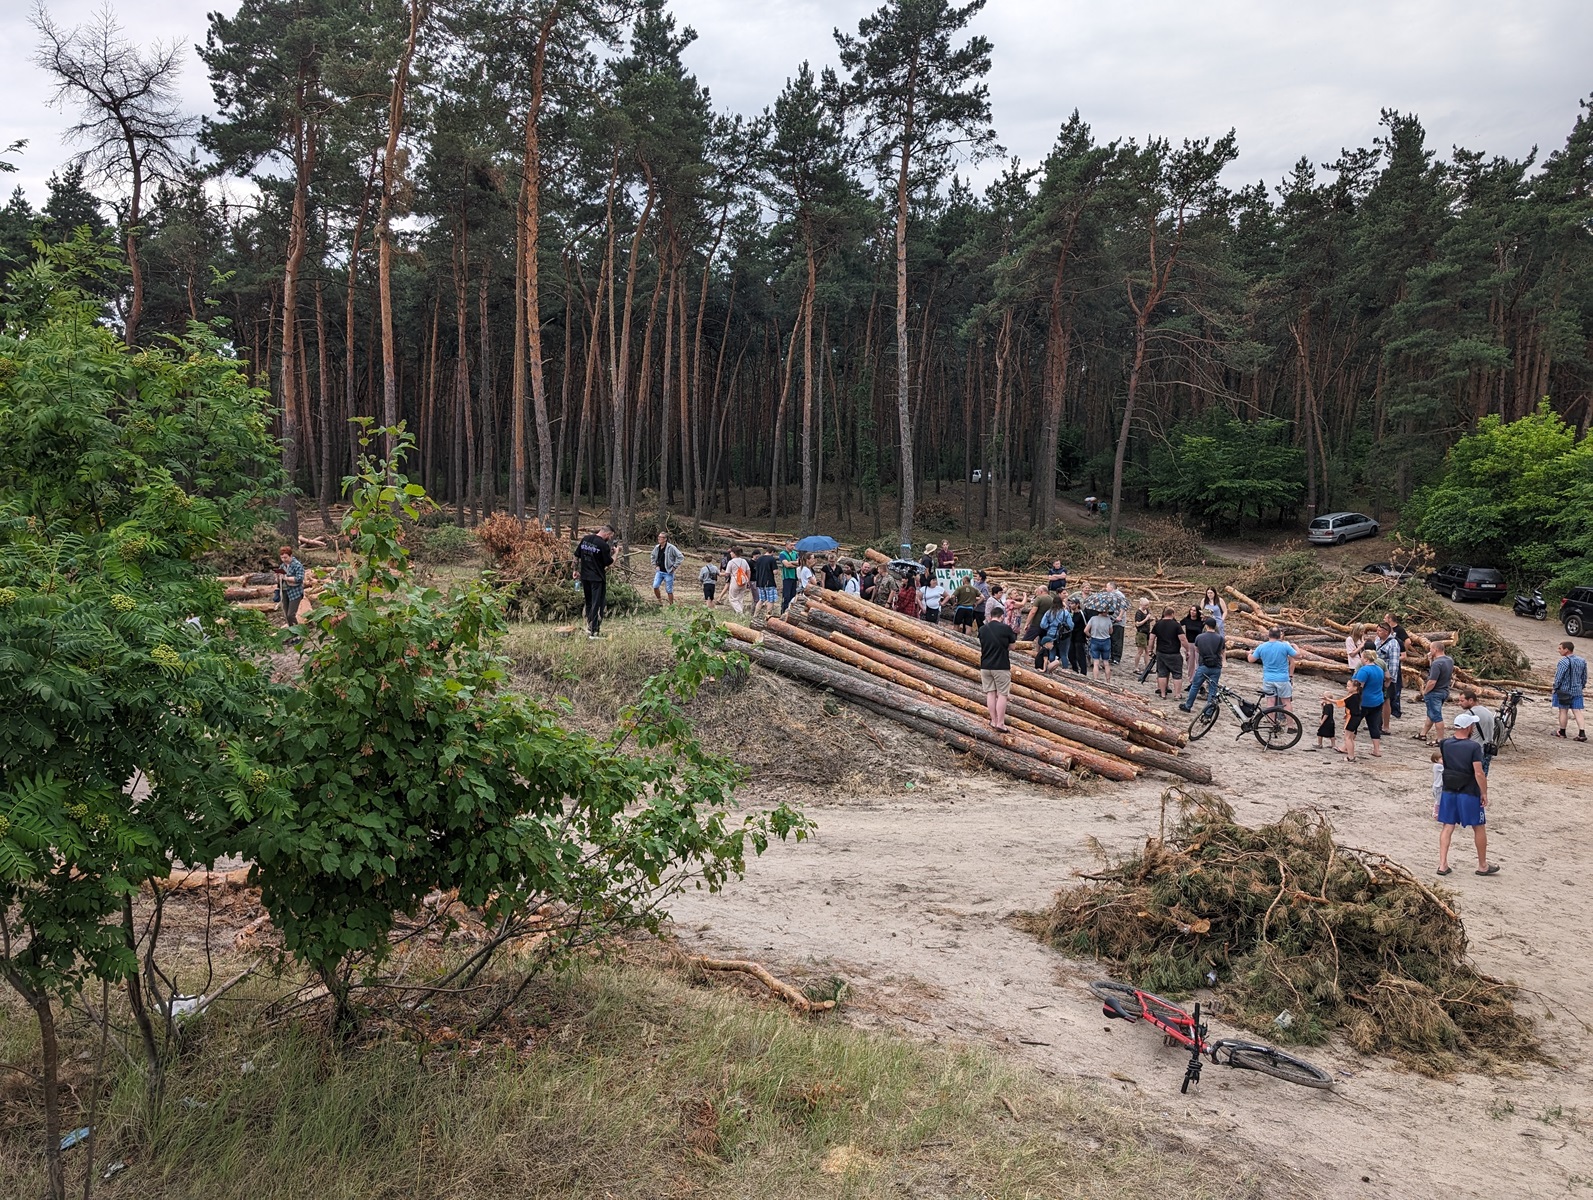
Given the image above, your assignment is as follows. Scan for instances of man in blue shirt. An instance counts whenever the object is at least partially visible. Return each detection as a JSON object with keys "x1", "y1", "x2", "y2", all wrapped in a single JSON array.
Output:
[
  {"x1": 1247, "y1": 627, "x2": 1299, "y2": 711},
  {"x1": 1553, "y1": 640, "x2": 1587, "y2": 741}
]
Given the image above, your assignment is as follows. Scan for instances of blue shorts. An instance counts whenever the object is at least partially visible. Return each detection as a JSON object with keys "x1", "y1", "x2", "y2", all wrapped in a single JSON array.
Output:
[
  {"x1": 653, "y1": 570, "x2": 675, "y2": 591},
  {"x1": 1553, "y1": 694, "x2": 1585, "y2": 710},
  {"x1": 1088, "y1": 637, "x2": 1112, "y2": 661},
  {"x1": 1436, "y1": 790, "x2": 1485, "y2": 828},
  {"x1": 756, "y1": 586, "x2": 778, "y2": 604},
  {"x1": 1425, "y1": 692, "x2": 1448, "y2": 722}
]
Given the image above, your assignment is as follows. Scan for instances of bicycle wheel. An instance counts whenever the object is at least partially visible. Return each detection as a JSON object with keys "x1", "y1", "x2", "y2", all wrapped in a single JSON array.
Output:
[
  {"x1": 1251, "y1": 706, "x2": 1302, "y2": 751},
  {"x1": 1088, "y1": 981, "x2": 1194, "y2": 1033},
  {"x1": 1496, "y1": 705, "x2": 1517, "y2": 750},
  {"x1": 1187, "y1": 700, "x2": 1221, "y2": 741},
  {"x1": 1216, "y1": 1040, "x2": 1334, "y2": 1089}
]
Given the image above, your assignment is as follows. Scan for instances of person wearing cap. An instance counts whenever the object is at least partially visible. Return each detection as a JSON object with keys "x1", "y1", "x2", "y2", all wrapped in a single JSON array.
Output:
[
  {"x1": 1457, "y1": 688, "x2": 1497, "y2": 774},
  {"x1": 1436, "y1": 711, "x2": 1496, "y2": 876}
]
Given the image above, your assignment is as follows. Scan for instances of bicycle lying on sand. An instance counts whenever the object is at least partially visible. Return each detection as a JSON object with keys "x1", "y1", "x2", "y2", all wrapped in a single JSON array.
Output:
[
  {"x1": 1184, "y1": 683, "x2": 1303, "y2": 750},
  {"x1": 1091, "y1": 980, "x2": 1334, "y2": 1092}
]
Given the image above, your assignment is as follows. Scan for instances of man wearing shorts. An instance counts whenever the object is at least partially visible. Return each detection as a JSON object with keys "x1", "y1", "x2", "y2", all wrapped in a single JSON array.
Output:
[
  {"x1": 1085, "y1": 610, "x2": 1115, "y2": 681},
  {"x1": 1149, "y1": 606, "x2": 1184, "y2": 699},
  {"x1": 1552, "y1": 640, "x2": 1587, "y2": 741},
  {"x1": 1248, "y1": 627, "x2": 1299, "y2": 710},
  {"x1": 1348, "y1": 648, "x2": 1386, "y2": 758},
  {"x1": 1436, "y1": 713, "x2": 1495, "y2": 876},
  {"x1": 651, "y1": 531, "x2": 683, "y2": 605},
  {"x1": 978, "y1": 606, "x2": 1018, "y2": 732},
  {"x1": 1420, "y1": 641, "x2": 1454, "y2": 743},
  {"x1": 750, "y1": 549, "x2": 781, "y2": 619}
]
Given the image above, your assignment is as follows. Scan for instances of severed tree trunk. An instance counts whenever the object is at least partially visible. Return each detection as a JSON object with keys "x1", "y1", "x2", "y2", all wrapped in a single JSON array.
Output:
[{"x1": 376, "y1": 0, "x2": 423, "y2": 463}]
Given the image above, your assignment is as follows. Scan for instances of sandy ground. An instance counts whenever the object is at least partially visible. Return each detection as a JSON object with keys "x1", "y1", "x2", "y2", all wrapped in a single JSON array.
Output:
[{"x1": 672, "y1": 647, "x2": 1593, "y2": 1200}]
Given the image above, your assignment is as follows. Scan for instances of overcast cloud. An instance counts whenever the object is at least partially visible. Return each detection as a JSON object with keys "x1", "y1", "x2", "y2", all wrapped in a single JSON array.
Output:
[{"x1": 4, "y1": 0, "x2": 1590, "y2": 205}]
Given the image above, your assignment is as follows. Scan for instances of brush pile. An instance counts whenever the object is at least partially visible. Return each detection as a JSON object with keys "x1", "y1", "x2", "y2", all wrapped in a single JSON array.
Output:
[
  {"x1": 1223, "y1": 551, "x2": 1535, "y2": 688},
  {"x1": 1031, "y1": 792, "x2": 1542, "y2": 1074},
  {"x1": 476, "y1": 512, "x2": 569, "y2": 577},
  {"x1": 723, "y1": 588, "x2": 1209, "y2": 789},
  {"x1": 1224, "y1": 554, "x2": 1538, "y2": 694}
]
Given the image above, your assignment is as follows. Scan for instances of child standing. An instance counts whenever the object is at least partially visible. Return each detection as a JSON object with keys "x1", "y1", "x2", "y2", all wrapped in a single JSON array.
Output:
[
  {"x1": 1313, "y1": 693, "x2": 1337, "y2": 750},
  {"x1": 1430, "y1": 749, "x2": 1443, "y2": 819},
  {"x1": 699, "y1": 560, "x2": 719, "y2": 605}
]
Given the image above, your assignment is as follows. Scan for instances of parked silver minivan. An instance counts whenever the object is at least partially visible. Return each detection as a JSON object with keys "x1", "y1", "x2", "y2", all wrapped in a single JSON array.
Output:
[{"x1": 1307, "y1": 512, "x2": 1379, "y2": 545}]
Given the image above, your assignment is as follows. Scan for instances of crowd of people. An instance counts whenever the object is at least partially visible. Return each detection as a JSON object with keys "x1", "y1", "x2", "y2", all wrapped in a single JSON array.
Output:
[{"x1": 573, "y1": 527, "x2": 1589, "y2": 879}]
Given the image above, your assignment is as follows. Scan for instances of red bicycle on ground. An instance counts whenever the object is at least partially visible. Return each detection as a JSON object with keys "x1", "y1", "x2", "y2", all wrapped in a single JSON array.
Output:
[{"x1": 1091, "y1": 980, "x2": 1334, "y2": 1092}]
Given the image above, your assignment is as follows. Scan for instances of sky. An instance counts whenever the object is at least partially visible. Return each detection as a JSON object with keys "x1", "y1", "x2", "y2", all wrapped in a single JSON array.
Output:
[{"x1": 4, "y1": 0, "x2": 1591, "y2": 205}]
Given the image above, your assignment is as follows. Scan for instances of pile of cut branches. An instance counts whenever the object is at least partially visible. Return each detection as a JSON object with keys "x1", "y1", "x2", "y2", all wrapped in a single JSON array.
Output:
[{"x1": 1031, "y1": 791, "x2": 1542, "y2": 1075}]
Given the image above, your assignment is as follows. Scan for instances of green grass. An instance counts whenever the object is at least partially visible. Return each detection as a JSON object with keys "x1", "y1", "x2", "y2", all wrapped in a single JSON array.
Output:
[
  {"x1": 500, "y1": 602, "x2": 736, "y2": 723},
  {"x1": 2, "y1": 959, "x2": 1254, "y2": 1200}
]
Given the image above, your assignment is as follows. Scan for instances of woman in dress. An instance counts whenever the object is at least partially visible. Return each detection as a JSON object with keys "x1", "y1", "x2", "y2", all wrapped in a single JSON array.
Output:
[{"x1": 1201, "y1": 587, "x2": 1228, "y2": 636}]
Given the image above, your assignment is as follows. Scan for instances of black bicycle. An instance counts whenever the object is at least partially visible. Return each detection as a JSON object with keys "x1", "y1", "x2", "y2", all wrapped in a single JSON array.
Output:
[
  {"x1": 1495, "y1": 689, "x2": 1528, "y2": 752},
  {"x1": 1186, "y1": 683, "x2": 1302, "y2": 751}
]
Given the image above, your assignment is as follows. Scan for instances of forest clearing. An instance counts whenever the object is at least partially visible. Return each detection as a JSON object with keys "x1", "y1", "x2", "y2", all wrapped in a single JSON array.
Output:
[{"x1": 6, "y1": 0, "x2": 1593, "y2": 1196}]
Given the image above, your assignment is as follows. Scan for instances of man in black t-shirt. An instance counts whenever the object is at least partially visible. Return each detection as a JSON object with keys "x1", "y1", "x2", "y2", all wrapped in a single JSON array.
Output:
[
  {"x1": 978, "y1": 606, "x2": 1018, "y2": 732},
  {"x1": 574, "y1": 524, "x2": 615, "y2": 638},
  {"x1": 1436, "y1": 713, "x2": 1494, "y2": 876},
  {"x1": 1150, "y1": 606, "x2": 1185, "y2": 698},
  {"x1": 751, "y1": 550, "x2": 781, "y2": 619},
  {"x1": 1180, "y1": 617, "x2": 1226, "y2": 710}
]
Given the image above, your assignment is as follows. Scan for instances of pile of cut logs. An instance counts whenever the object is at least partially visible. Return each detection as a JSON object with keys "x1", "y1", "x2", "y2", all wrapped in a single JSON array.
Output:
[
  {"x1": 723, "y1": 588, "x2": 1209, "y2": 790},
  {"x1": 214, "y1": 569, "x2": 333, "y2": 613},
  {"x1": 1220, "y1": 587, "x2": 1543, "y2": 700}
]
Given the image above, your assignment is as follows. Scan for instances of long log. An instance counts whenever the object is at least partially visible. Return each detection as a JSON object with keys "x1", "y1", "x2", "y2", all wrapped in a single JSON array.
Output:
[
  {"x1": 809, "y1": 590, "x2": 1184, "y2": 746},
  {"x1": 813, "y1": 628, "x2": 1209, "y2": 783},
  {"x1": 797, "y1": 604, "x2": 1187, "y2": 754},
  {"x1": 844, "y1": 693, "x2": 1078, "y2": 789},
  {"x1": 1224, "y1": 585, "x2": 1265, "y2": 614},
  {"x1": 802, "y1": 606, "x2": 1123, "y2": 732},
  {"x1": 734, "y1": 640, "x2": 1077, "y2": 787},
  {"x1": 765, "y1": 620, "x2": 1139, "y2": 781},
  {"x1": 737, "y1": 639, "x2": 1080, "y2": 773}
]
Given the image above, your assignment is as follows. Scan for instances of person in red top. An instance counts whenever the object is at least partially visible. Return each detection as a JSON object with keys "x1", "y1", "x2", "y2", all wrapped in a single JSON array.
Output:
[
  {"x1": 893, "y1": 571, "x2": 921, "y2": 618},
  {"x1": 936, "y1": 542, "x2": 957, "y2": 569}
]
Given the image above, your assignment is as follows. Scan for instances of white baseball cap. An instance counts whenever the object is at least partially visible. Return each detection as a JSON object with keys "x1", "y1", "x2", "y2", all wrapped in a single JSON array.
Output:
[{"x1": 1452, "y1": 713, "x2": 1479, "y2": 729}]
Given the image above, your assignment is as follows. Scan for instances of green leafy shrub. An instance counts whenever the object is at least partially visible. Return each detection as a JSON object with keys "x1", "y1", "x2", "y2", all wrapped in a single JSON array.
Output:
[
  {"x1": 411, "y1": 521, "x2": 481, "y2": 564},
  {"x1": 506, "y1": 574, "x2": 645, "y2": 622},
  {"x1": 251, "y1": 429, "x2": 809, "y2": 1027},
  {"x1": 0, "y1": 234, "x2": 286, "y2": 1188}
]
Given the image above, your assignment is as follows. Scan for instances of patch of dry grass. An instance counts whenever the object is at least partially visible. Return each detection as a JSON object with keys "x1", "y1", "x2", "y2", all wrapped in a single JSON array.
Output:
[{"x1": 2, "y1": 957, "x2": 1256, "y2": 1200}]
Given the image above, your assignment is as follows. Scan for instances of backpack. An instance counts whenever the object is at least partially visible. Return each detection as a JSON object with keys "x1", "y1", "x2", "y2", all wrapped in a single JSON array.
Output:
[{"x1": 731, "y1": 561, "x2": 750, "y2": 588}]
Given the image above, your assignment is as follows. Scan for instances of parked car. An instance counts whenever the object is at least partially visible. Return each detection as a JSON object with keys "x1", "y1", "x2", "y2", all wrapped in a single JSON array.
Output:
[
  {"x1": 1308, "y1": 512, "x2": 1379, "y2": 545},
  {"x1": 1363, "y1": 562, "x2": 1415, "y2": 582},
  {"x1": 1425, "y1": 564, "x2": 1508, "y2": 603},
  {"x1": 1561, "y1": 586, "x2": 1593, "y2": 636}
]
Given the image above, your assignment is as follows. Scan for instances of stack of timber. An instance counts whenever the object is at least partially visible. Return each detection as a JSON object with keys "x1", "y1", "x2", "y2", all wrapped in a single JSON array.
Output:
[
  {"x1": 724, "y1": 587, "x2": 1208, "y2": 790},
  {"x1": 1220, "y1": 587, "x2": 1542, "y2": 699},
  {"x1": 213, "y1": 568, "x2": 335, "y2": 613}
]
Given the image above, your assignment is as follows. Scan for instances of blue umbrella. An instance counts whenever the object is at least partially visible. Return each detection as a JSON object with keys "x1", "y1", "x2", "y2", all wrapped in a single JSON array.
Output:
[{"x1": 794, "y1": 535, "x2": 840, "y2": 553}]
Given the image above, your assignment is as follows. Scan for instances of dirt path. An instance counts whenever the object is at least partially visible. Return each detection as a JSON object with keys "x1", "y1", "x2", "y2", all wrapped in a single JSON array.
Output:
[{"x1": 674, "y1": 657, "x2": 1593, "y2": 1200}]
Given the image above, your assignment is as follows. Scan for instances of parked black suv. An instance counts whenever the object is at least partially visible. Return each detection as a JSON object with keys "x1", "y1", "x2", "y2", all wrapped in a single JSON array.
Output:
[
  {"x1": 1426, "y1": 564, "x2": 1508, "y2": 603},
  {"x1": 1562, "y1": 587, "x2": 1593, "y2": 637}
]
